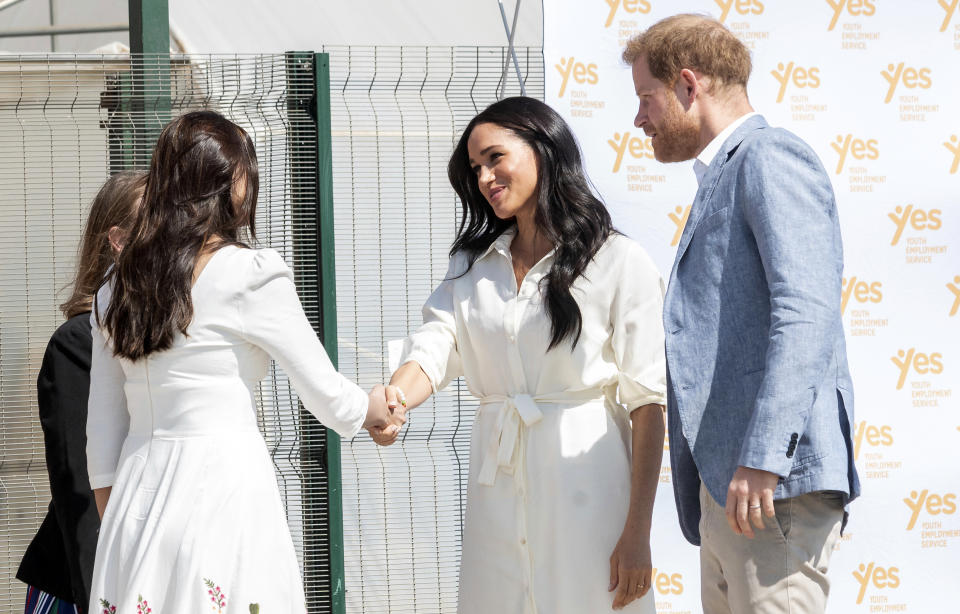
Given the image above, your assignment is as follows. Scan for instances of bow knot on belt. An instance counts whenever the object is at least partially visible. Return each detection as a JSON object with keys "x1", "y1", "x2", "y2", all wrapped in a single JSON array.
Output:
[
  {"x1": 476, "y1": 390, "x2": 607, "y2": 487},
  {"x1": 477, "y1": 394, "x2": 542, "y2": 486}
]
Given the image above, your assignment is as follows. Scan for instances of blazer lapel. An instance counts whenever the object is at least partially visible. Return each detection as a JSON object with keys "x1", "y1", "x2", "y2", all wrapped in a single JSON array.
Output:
[{"x1": 669, "y1": 115, "x2": 768, "y2": 277}]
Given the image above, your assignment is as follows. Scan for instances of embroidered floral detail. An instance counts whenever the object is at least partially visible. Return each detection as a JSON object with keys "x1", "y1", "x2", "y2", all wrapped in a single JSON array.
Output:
[
  {"x1": 136, "y1": 594, "x2": 152, "y2": 614},
  {"x1": 203, "y1": 578, "x2": 227, "y2": 612},
  {"x1": 99, "y1": 599, "x2": 117, "y2": 614}
]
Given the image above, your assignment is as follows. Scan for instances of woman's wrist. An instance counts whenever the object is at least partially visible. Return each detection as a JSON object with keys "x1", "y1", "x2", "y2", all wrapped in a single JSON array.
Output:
[{"x1": 622, "y1": 508, "x2": 652, "y2": 536}]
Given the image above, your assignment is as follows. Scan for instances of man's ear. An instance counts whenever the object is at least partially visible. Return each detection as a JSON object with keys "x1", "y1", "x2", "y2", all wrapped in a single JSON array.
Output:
[
  {"x1": 676, "y1": 68, "x2": 701, "y2": 108},
  {"x1": 107, "y1": 226, "x2": 126, "y2": 255}
]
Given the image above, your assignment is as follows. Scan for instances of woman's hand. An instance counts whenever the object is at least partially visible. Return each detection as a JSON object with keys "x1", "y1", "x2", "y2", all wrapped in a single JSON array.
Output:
[
  {"x1": 366, "y1": 385, "x2": 407, "y2": 446},
  {"x1": 607, "y1": 403, "x2": 662, "y2": 608},
  {"x1": 363, "y1": 385, "x2": 395, "y2": 429},
  {"x1": 608, "y1": 525, "x2": 652, "y2": 610}
]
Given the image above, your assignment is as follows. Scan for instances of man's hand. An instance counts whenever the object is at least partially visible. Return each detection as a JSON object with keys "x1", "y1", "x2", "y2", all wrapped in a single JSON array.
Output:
[{"x1": 725, "y1": 465, "x2": 779, "y2": 538}]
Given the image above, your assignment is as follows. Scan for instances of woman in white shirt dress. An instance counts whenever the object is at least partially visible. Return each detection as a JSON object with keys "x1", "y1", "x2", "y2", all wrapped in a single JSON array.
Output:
[
  {"x1": 86, "y1": 111, "x2": 397, "y2": 613},
  {"x1": 380, "y1": 97, "x2": 667, "y2": 613}
]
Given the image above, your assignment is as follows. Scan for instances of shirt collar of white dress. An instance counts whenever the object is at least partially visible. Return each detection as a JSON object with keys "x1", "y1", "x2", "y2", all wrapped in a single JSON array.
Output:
[
  {"x1": 478, "y1": 226, "x2": 557, "y2": 266},
  {"x1": 477, "y1": 225, "x2": 517, "y2": 261}
]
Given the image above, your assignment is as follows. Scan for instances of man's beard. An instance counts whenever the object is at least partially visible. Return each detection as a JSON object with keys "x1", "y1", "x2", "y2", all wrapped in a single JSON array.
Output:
[{"x1": 651, "y1": 94, "x2": 700, "y2": 163}]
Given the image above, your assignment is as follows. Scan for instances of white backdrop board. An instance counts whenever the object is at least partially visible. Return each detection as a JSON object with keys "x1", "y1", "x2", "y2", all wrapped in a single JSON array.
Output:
[{"x1": 544, "y1": 2, "x2": 960, "y2": 613}]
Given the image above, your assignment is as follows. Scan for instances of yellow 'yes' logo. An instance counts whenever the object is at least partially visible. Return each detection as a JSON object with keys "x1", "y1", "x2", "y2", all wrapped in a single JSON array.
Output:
[
  {"x1": 714, "y1": 0, "x2": 764, "y2": 22},
  {"x1": 603, "y1": 0, "x2": 651, "y2": 28},
  {"x1": 668, "y1": 206, "x2": 691, "y2": 247},
  {"x1": 945, "y1": 135, "x2": 960, "y2": 174},
  {"x1": 649, "y1": 569, "x2": 683, "y2": 595},
  {"x1": 554, "y1": 57, "x2": 598, "y2": 98},
  {"x1": 940, "y1": 0, "x2": 959, "y2": 32},
  {"x1": 770, "y1": 62, "x2": 821, "y2": 103},
  {"x1": 853, "y1": 421, "x2": 892, "y2": 460},
  {"x1": 887, "y1": 204, "x2": 942, "y2": 246},
  {"x1": 903, "y1": 489, "x2": 957, "y2": 531},
  {"x1": 841, "y1": 277, "x2": 882, "y2": 314},
  {"x1": 607, "y1": 132, "x2": 653, "y2": 173},
  {"x1": 825, "y1": 0, "x2": 876, "y2": 31},
  {"x1": 891, "y1": 348, "x2": 944, "y2": 390},
  {"x1": 852, "y1": 563, "x2": 900, "y2": 605},
  {"x1": 948, "y1": 276, "x2": 960, "y2": 317},
  {"x1": 881, "y1": 63, "x2": 932, "y2": 104},
  {"x1": 830, "y1": 134, "x2": 877, "y2": 174}
]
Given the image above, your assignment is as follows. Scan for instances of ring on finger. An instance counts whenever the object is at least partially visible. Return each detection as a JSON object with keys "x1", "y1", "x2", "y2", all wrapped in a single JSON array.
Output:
[{"x1": 748, "y1": 503, "x2": 761, "y2": 509}]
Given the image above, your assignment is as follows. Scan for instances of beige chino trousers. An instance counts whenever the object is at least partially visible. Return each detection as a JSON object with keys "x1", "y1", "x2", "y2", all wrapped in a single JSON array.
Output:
[{"x1": 698, "y1": 483, "x2": 844, "y2": 614}]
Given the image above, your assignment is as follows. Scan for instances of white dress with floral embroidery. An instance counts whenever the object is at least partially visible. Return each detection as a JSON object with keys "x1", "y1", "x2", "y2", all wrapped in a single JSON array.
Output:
[
  {"x1": 86, "y1": 246, "x2": 368, "y2": 614},
  {"x1": 396, "y1": 230, "x2": 666, "y2": 614}
]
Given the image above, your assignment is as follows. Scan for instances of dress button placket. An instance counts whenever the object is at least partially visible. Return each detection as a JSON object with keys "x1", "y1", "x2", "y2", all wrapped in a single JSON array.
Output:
[{"x1": 510, "y1": 277, "x2": 537, "y2": 614}]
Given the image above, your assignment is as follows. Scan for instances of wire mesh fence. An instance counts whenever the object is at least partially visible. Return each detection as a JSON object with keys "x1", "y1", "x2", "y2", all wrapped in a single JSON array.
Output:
[
  {"x1": 0, "y1": 52, "x2": 336, "y2": 611},
  {"x1": 0, "y1": 45, "x2": 543, "y2": 614},
  {"x1": 322, "y1": 45, "x2": 544, "y2": 614}
]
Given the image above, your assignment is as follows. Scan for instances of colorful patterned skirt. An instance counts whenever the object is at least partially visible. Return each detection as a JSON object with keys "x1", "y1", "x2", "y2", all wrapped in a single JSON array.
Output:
[{"x1": 23, "y1": 586, "x2": 79, "y2": 614}]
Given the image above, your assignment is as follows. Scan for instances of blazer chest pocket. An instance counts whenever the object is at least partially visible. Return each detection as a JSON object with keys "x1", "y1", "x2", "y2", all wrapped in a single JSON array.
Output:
[
  {"x1": 689, "y1": 207, "x2": 733, "y2": 259},
  {"x1": 694, "y1": 206, "x2": 731, "y2": 236}
]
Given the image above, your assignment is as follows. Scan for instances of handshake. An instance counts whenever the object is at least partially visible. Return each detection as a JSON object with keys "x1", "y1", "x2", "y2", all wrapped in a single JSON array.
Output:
[{"x1": 362, "y1": 384, "x2": 407, "y2": 446}]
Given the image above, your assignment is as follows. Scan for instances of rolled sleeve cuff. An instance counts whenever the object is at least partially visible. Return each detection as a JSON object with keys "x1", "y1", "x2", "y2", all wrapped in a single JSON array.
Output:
[
  {"x1": 618, "y1": 373, "x2": 667, "y2": 412},
  {"x1": 401, "y1": 349, "x2": 444, "y2": 393},
  {"x1": 88, "y1": 472, "x2": 115, "y2": 490}
]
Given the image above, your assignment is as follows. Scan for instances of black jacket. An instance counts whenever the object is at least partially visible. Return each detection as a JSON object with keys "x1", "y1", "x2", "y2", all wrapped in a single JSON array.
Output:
[{"x1": 17, "y1": 312, "x2": 99, "y2": 611}]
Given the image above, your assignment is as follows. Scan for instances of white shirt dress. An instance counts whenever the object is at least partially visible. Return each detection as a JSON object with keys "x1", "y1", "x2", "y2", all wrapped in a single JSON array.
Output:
[
  {"x1": 398, "y1": 229, "x2": 667, "y2": 614},
  {"x1": 85, "y1": 246, "x2": 368, "y2": 614}
]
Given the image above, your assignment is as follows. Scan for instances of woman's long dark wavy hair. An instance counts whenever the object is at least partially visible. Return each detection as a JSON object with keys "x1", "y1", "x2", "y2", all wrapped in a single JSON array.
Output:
[
  {"x1": 101, "y1": 110, "x2": 259, "y2": 360},
  {"x1": 448, "y1": 96, "x2": 615, "y2": 350}
]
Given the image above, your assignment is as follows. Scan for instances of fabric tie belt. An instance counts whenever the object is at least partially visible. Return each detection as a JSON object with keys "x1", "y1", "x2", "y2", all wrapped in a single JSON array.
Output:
[{"x1": 477, "y1": 389, "x2": 607, "y2": 487}]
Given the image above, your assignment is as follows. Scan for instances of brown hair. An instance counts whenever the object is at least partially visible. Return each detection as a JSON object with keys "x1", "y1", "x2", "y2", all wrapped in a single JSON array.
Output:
[
  {"x1": 622, "y1": 14, "x2": 751, "y2": 91},
  {"x1": 60, "y1": 171, "x2": 147, "y2": 318},
  {"x1": 102, "y1": 110, "x2": 259, "y2": 361}
]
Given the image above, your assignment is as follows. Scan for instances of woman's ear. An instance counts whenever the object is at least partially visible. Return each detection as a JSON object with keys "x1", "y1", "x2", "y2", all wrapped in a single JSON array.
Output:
[{"x1": 107, "y1": 226, "x2": 127, "y2": 255}]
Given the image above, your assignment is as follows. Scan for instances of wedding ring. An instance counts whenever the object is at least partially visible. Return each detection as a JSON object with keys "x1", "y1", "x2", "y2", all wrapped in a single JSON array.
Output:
[{"x1": 748, "y1": 504, "x2": 761, "y2": 509}]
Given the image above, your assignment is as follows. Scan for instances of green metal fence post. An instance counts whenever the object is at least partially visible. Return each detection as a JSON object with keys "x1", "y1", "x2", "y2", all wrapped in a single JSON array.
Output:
[
  {"x1": 313, "y1": 51, "x2": 346, "y2": 614},
  {"x1": 286, "y1": 50, "x2": 346, "y2": 614},
  {"x1": 128, "y1": 0, "x2": 171, "y2": 167}
]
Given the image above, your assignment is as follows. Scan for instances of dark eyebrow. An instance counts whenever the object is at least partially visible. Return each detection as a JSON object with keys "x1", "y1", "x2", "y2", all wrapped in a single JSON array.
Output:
[{"x1": 468, "y1": 144, "x2": 502, "y2": 166}]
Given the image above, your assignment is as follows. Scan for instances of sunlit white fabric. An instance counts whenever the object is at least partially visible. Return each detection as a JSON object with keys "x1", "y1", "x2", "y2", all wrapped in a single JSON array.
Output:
[
  {"x1": 399, "y1": 229, "x2": 666, "y2": 614},
  {"x1": 85, "y1": 246, "x2": 368, "y2": 613}
]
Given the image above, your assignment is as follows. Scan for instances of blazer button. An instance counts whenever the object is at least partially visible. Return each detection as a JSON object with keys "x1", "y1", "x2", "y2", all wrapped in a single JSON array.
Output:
[{"x1": 786, "y1": 438, "x2": 797, "y2": 458}]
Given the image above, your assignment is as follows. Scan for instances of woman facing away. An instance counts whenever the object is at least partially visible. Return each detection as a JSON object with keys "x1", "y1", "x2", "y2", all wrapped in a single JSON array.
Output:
[
  {"x1": 17, "y1": 171, "x2": 146, "y2": 614},
  {"x1": 86, "y1": 110, "x2": 398, "y2": 613},
  {"x1": 378, "y1": 97, "x2": 667, "y2": 613}
]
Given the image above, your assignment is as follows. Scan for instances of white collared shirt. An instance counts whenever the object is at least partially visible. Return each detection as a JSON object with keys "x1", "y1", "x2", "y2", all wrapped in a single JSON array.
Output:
[{"x1": 693, "y1": 111, "x2": 758, "y2": 185}]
